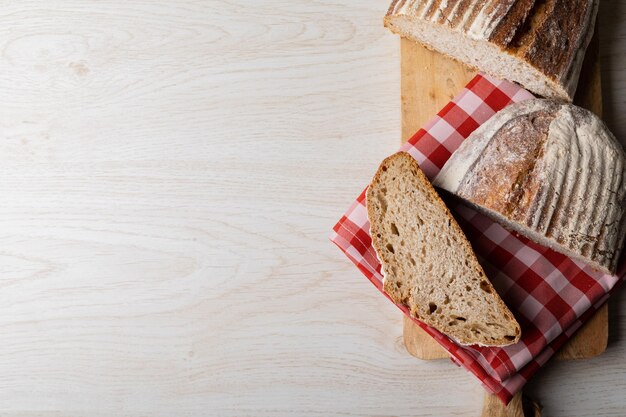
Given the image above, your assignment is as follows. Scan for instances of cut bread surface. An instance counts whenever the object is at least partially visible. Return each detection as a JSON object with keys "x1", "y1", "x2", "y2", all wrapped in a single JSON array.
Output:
[
  {"x1": 366, "y1": 152, "x2": 520, "y2": 346},
  {"x1": 385, "y1": 14, "x2": 563, "y2": 99}
]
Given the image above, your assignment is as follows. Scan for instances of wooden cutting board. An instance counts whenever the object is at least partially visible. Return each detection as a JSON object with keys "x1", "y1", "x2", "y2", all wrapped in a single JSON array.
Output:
[{"x1": 399, "y1": 26, "x2": 606, "y2": 416}]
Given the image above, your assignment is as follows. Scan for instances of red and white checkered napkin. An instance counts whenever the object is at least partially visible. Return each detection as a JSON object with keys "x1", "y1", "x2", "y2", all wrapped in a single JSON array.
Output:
[{"x1": 330, "y1": 73, "x2": 626, "y2": 404}]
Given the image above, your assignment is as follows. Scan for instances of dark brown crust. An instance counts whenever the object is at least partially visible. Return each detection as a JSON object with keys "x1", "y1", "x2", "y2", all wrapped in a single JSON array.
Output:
[
  {"x1": 447, "y1": 0, "x2": 474, "y2": 27},
  {"x1": 489, "y1": 0, "x2": 537, "y2": 46},
  {"x1": 434, "y1": 0, "x2": 460, "y2": 25},
  {"x1": 385, "y1": 0, "x2": 406, "y2": 17},
  {"x1": 422, "y1": 0, "x2": 441, "y2": 20},
  {"x1": 366, "y1": 152, "x2": 521, "y2": 346},
  {"x1": 457, "y1": 110, "x2": 555, "y2": 219},
  {"x1": 515, "y1": 0, "x2": 595, "y2": 79},
  {"x1": 461, "y1": 2, "x2": 485, "y2": 34}
]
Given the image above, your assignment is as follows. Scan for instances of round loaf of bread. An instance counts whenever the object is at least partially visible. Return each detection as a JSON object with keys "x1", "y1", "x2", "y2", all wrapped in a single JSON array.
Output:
[{"x1": 434, "y1": 99, "x2": 626, "y2": 274}]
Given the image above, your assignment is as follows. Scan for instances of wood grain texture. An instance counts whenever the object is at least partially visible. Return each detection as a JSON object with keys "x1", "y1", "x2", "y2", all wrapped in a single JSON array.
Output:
[
  {"x1": 481, "y1": 392, "x2": 542, "y2": 417},
  {"x1": 402, "y1": 315, "x2": 448, "y2": 359},
  {"x1": 0, "y1": 1, "x2": 622, "y2": 417},
  {"x1": 400, "y1": 37, "x2": 475, "y2": 141},
  {"x1": 404, "y1": 307, "x2": 609, "y2": 361}
]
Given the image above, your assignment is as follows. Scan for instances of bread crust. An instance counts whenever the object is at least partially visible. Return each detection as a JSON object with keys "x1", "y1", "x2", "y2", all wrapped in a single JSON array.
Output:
[{"x1": 435, "y1": 100, "x2": 626, "y2": 274}]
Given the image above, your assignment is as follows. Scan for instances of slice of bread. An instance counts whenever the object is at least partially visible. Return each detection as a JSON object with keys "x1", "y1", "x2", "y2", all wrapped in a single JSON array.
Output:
[{"x1": 366, "y1": 152, "x2": 520, "y2": 346}]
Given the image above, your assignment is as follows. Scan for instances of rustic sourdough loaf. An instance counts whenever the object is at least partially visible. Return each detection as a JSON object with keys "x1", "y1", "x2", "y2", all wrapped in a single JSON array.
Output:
[
  {"x1": 367, "y1": 152, "x2": 521, "y2": 346},
  {"x1": 384, "y1": 0, "x2": 598, "y2": 100},
  {"x1": 434, "y1": 99, "x2": 626, "y2": 274}
]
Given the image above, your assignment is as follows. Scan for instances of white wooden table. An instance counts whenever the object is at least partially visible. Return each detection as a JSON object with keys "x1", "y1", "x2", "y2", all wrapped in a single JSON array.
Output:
[{"x1": 0, "y1": 1, "x2": 624, "y2": 416}]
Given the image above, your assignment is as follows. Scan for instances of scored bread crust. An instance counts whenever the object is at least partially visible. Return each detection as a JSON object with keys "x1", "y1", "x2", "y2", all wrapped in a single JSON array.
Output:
[
  {"x1": 434, "y1": 99, "x2": 626, "y2": 275},
  {"x1": 384, "y1": 0, "x2": 598, "y2": 100},
  {"x1": 366, "y1": 152, "x2": 521, "y2": 347}
]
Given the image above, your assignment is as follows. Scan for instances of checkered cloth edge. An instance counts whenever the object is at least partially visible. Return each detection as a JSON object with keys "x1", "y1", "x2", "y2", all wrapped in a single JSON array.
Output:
[{"x1": 330, "y1": 73, "x2": 626, "y2": 405}]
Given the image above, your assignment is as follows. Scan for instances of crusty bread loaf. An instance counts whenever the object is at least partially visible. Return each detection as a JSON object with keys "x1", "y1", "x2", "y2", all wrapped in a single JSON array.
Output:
[
  {"x1": 384, "y1": 0, "x2": 598, "y2": 101},
  {"x1": 434, "y1": 99, "x2": 626, "y2": 274},
  {"x1": 367, "y1": 152, "x2": 521, "y2": 346}
]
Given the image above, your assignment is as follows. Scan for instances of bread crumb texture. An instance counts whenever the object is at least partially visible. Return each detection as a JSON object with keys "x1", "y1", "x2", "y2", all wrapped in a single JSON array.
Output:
[{"x1": 367, "y1": 152, "x2": 521, "y2": 346}]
